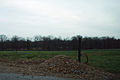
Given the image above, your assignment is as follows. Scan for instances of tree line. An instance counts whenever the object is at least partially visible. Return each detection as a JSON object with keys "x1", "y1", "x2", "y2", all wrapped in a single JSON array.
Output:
[{"x1": 0, "y1": 34, "x2": 120, "y2": 51}]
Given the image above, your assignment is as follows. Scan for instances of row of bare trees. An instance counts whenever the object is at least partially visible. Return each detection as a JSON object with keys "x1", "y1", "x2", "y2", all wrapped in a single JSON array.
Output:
[{"x1": 0, "y1": 34, "x2": 120, "y2": 51}]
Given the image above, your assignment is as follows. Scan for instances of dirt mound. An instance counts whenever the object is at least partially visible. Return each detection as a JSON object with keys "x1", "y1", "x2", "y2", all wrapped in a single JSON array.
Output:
[
  {"x1": 40, "y1": 55, "x2": 77, "y2": 73},
  {"x1": 38, "y1": 55, "x2": 114, "y2": 80}
]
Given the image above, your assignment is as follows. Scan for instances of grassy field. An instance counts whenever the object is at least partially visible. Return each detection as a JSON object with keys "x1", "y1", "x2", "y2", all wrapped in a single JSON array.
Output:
[{"x1": 0, "y1": 49, "x2": 120, "y2": 73}]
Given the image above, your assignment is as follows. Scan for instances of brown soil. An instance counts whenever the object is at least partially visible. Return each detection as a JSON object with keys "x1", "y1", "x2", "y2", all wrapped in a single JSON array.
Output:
[{"x1": 0, "y1": 55, "x2": 118, "y2": 80}]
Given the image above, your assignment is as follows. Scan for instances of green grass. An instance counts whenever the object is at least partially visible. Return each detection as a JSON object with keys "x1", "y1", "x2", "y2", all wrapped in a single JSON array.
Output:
[{"x1": 0, "y1": 49, "x2": 120, "y2": 73}]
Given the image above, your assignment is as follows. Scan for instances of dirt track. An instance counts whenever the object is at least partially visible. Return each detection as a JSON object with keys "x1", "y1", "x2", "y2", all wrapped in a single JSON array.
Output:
[
  {"x1": 0, "y1": 65, "x2": 79, "y2": 80},
  {"x1": 0, "y1": 73, "x2": 77, "y2": 80}
]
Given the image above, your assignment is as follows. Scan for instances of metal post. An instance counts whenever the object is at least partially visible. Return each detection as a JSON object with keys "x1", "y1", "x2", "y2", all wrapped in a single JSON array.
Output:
[{"x1": 78, "y1": 37, "x2": 82, "y2": 62}]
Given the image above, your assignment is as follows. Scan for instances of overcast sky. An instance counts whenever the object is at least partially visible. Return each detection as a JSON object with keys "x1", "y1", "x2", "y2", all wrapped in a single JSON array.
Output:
[{"x1": 0, "y1": 0, "x2": 120, "y2": 38}]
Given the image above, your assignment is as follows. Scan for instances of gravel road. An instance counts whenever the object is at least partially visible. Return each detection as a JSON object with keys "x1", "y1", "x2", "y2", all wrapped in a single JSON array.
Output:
[{"x1": 0, "y1": 73, "x2": 79, "y2": 80}]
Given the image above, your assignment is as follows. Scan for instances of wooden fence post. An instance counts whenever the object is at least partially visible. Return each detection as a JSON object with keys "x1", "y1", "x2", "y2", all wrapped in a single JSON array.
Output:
[{"x1": 78, "y1": 37, "x2": 82, "y2": 62}]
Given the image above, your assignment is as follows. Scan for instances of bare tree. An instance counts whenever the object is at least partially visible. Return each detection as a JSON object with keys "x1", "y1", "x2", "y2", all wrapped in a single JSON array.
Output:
[
  {"x1": 26, "y1": 37, "x2": 31, "y2": 50},
  {"x1": 0, "y1": 35, "x2": 7, "y2": 42},
  {"x1": 11, "y1": 36, "x2": 20, "y2": 51},
  {"x1": 0, "y1": 35, "x2": 7, "y2": 50},
  {"x1": 34, "y1": 35, "x2": 43, "y2": 41}
]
